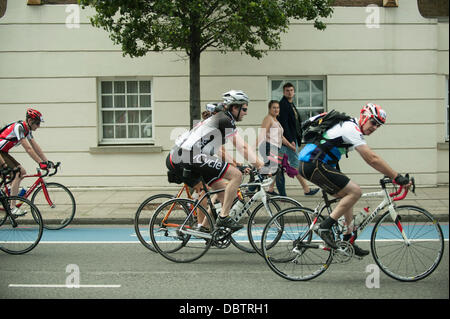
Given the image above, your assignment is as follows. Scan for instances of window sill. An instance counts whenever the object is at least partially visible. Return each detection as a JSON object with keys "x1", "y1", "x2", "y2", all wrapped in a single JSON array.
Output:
[
  {"x1": 89, "y1": 145, "x2": 163, "y2": 154},
  {"x1": 437, "y1": 142, "x2": 449, "y2": 150}
]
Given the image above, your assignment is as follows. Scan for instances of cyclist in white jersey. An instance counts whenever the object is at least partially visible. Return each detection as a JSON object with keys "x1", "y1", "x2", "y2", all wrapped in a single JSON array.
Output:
[
  {"x1": 298, "y1": 103, "x2": 412, "y2": 256},
  {"x1": 167, "y1": 90, "x2": 264, "y2": 231}
]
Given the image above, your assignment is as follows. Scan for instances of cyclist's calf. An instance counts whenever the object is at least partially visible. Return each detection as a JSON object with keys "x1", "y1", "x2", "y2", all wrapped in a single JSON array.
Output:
[{"x1": 330, "y1": 181, "x2": 362, "y2": 221}]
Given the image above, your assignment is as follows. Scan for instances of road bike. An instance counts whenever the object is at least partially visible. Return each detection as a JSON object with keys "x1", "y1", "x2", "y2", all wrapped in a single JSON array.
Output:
[
  {"x1": 261, "y1": 175, "x2": 445, "y2": 282},
  {"x1": 3, "y1": 162, "x2": 76, "y2": 230},
  {"x1": 136, "y1": 167, "x2": 303, "y2": 254},
  {"x1": 149, "y1": 167, "x2": 303, "y2": 263},
  {"x1": 0, "y1": 167, "x2": 43, "y2": 255}
]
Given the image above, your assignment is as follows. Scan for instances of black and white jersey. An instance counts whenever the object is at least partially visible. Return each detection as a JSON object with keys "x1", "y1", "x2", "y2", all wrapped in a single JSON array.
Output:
[{"x1": 175, "y1": 111, "x2": 237, "y2": 156}]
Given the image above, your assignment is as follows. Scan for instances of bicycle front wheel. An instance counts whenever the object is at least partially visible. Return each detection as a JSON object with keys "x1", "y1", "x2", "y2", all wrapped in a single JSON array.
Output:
[
  {"x1": 261, "y1": 207, "x2": 332, "y2": 281},
  {"x1": 134, "y1": 194, "x2": 174, "y2": 252},
  {"x1": 0, "y1": 196, "x2": 43, "y2": 255},
  {"x1": 31, "y1": 182, "x2": 76, "y2": 230},
  {"x1": 150, "y1": 198, "x2": 214, "y2": 263},
  {"x1": 371, "y1": 205, "x2": 444, "y2": 282}
]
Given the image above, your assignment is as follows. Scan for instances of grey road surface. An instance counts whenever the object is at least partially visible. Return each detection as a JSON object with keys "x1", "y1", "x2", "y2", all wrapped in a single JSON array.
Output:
[{"x1": 1, "y1": 241, "x2": 448, "y2": 300}]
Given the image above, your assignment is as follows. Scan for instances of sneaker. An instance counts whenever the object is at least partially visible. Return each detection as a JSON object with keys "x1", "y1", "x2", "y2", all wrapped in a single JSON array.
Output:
[
  {"x1": 11, "y1": 207, "x2": 26, "y2": 217},
  {"x1": 352, "y1": 243, "x2": 370, "y2": 257},
  {"x1": 317, "y1": 228, "x2": 337, "y2": 249},
  {"x1": 304, "y1": 188, "x2": 320, "y2": 196},
  {"x1": 266, "y1": 190, "x2": 279, "y2": 196},
  {"x1": 216, "y1": 216, "x2": 243, "y2": 232}
]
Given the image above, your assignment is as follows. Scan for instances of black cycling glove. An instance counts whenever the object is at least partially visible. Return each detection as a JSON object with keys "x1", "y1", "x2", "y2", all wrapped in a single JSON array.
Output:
[{"x1": 394, "y1": 174, "x2": 409, "y2": 185}]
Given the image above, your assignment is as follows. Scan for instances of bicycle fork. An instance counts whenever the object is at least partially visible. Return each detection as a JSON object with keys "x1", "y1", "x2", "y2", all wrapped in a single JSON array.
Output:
[{"x1": 388, "y1": 205, "x2": 411, "y2": 246}]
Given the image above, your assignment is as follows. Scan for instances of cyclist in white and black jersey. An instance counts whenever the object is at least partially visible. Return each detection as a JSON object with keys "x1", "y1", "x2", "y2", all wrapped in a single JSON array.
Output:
[
  {"x1": 298, "y1": 103, "x2": 412, "y2": 256},
  {"x1": 167, "y1": 90, "x2": 264, "y2": 231}
]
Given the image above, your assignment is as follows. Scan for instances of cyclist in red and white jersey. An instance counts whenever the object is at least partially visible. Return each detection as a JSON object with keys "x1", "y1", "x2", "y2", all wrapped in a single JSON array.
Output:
[{"x1": 0, "y1": 108, "x2": 53, "y2": 210}]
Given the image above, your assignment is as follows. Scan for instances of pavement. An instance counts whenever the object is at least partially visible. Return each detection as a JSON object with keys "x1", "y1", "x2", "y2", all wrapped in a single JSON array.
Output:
[{"x1": 68, "y1": 184, "x2": 449, "y2": 225}]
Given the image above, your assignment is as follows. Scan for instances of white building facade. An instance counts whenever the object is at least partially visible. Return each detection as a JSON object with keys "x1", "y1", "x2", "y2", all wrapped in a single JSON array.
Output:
[{"x1": 0, "y1": 0, "x2": 448, "y2": 190}]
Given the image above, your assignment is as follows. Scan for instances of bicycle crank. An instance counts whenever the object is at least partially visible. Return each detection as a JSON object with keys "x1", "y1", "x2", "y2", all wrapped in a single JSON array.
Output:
[
  {"x1": 332, "y1": 240, "x2": 354, "y2": 263},
  {"x1": 211, "y1": 227, "x2": 232, "y2": 249}
]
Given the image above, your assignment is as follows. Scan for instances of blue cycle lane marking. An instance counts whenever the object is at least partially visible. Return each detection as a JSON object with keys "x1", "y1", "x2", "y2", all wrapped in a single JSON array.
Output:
[{"x1": 40, "y1": 224, "x2": 449, "y2": 243}]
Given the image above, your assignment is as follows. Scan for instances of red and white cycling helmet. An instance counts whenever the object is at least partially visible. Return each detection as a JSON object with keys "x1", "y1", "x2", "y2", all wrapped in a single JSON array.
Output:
[
  {"x1": 359, "y1": 103, "x2": 386, "y2": 127},
  {"x1": 26, "y1": 108, "x2": 44, "y2": 123}
]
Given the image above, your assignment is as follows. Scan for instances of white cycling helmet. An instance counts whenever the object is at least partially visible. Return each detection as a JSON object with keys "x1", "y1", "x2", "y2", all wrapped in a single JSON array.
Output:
[
  {"x1": 222, "y1": 90, "x2": 249, "y2": 106},
  {"x1": 205, "y1": 102, "x2": 225, "y2": 113}
]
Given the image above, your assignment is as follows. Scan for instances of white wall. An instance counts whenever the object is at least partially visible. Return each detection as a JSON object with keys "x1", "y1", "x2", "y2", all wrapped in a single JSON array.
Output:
[{"x1": 0, "y1": 0, "x2": 448, "y2": 189}]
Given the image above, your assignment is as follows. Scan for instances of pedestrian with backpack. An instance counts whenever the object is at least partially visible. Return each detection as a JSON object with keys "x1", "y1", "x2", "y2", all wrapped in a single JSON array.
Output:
[
  {"x1": 298, "y1": 104, "x2": 412, "y2": 256},
  {"x1": 0, "y1": 108, "x2": 53, "y2": 214},
  {"x1": 277, "y1": 82, "x2": 319, "y2": 196}
]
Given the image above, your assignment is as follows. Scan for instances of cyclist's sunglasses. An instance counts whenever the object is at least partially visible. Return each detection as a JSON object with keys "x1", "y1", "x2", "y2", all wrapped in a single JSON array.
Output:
[
  {"x1": 241, "y1": 107, "x2": 248, "y2": 112},
  {"x1": 370, "y1": 119, "x2": 382, "y2": 127}
]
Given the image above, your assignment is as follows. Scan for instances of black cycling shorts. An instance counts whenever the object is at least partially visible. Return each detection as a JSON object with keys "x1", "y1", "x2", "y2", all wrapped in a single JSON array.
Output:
[
  {"x1": 299, "y1": 160, "x2": 350, "y2": 195},
  {"x1": 166, "y1": 149, "x2": 230, "y2": 187}
]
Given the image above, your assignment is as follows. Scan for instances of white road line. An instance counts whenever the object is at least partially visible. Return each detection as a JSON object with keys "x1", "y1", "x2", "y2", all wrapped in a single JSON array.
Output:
[{"x1": 9, "y1": 284, "x2": 121, "y2": 288}]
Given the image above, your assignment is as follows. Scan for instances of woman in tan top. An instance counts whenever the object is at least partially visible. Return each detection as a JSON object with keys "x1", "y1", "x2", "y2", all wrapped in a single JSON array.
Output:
[{"x1": 257, "y1": 100, "x2": 296, "y2": 195}]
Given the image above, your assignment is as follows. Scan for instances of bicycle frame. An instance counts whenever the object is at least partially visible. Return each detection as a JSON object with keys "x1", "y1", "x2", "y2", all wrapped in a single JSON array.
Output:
[
  {"x1": 4, "y1": 169, "x2": 53, "y2": 208},
  {"x1": 4, "y1": 163, "x2": 63, "y2": 208},
  {"x1": 353, "y1": 180, "x2": 411, "y2": 244},
  {"x1": 307, "y1": 178, "x2": 412, "y2": 250},
  {"x1": 163, "y1": 174, "x2": 275, "y2": 234}
]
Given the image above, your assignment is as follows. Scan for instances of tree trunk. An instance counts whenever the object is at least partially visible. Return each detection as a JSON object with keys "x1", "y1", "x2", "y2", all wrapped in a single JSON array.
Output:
[{"x1": 189, "y1": 51, "x2": 201, "y2": 129}]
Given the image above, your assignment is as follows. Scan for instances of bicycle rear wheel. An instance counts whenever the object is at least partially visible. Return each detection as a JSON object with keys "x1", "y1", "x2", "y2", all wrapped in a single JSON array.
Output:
[
  {"x1": 262, "y1": 207, "x2": 333, "y2": 281},
  {"x1": 31, "y1": 182, "x2": 76, "y2": 230},
  {"x1": 134, "y1": 194, "x2": 174, "y2": 252},
  {"x1": 150, "y1": 198, "x2": 214, "y2": 263},
  {"x1": 371, "y1": 205, "x2": 444, "y2": 282},
  {"x1": 0, "y1": 196, "x2": 43, "y2": 255},
  {"x1": 248, "y1": 196, "x2": 304, "y2": 256}
]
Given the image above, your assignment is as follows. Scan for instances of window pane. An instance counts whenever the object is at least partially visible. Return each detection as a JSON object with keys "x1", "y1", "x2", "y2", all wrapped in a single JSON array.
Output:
[
  {"x1": 114, "y1": 95, "x2": 125, "y2": 108},
  {"x1": 128, "y1": 111, "x2": 139, "y2": 123},
  {"x1": 127, "y1": 81, "x2": 138, "y2": 94},
  {"x1": 140, "y1": 81, "x2": 151, "y2": 93},
  {"x1": 101, "y1": 81, "x2": 112, "y2": 94},
  {"x1": 115, "y1": 111, "x2": 126, "y2": 123},
  {"x1": 140, "y1": 95, "x2": 151, "y2": 107},
  {"x1": 311, "y1": 80, "x2": 323, "y2": 93},
  {"x1": 141, "y1": 124, "x2": 152, "y2": 138},
  {"x1": 103, "y1": 125, "x2": 114, "y2": 138},
  {"x1": 102, "y1": 111, "x2": 114, "y2": 124},
  {"x1": 298, "y1": 80, "x2": 310, "y2": 94},
  {"x1": 312, "y1": 93, "x2": 323, "y2": 107},
  {"x1": 127, "y1": 95, "x2": 138, "y2": 108},
  {"x1": 114, "y1": 81, "x2": 125, "y2": 94},
  {"x1": 271, "y1": 81, "x2": 284, "y2": 101},
  {"x1": 298, "y1": 92, "x2": 310, "y2": 107},
  {"x1": 141, "y1": 110, "x2": 152, "y2": 123},
  {"x1": 102, "y1": 96, "x2": 113, "y2": 108},
  {"x1": 128, "y1": 125, "x2": 139, "y2": 138},
  {"x1": 115, "y1": 125, "x2": 126, "y2": 138}
]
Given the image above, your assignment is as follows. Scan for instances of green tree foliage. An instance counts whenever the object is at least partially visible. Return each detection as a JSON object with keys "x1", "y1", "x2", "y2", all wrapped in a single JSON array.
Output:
[{"x1": 79, "y1": 0, "x2": 334, "y2": 126}]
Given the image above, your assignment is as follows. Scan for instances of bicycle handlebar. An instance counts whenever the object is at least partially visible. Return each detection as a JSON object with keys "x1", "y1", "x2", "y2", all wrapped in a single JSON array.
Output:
[
  {"x1": 381, "y1": 174, "x2": 416, "y2": 201},
  {"x1": 39, "y1": 161, "x2": 61, "y2": 177}
]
